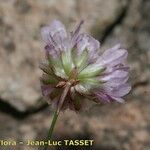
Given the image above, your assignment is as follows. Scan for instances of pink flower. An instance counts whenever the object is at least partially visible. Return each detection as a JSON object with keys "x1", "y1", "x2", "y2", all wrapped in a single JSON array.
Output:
[{"x1": 40, "y1": 20, "x2": 131, "y2": 112}]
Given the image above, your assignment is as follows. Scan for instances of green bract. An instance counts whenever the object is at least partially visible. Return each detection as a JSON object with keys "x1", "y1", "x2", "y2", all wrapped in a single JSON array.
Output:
[{"x1": 46, "y1": 48, "x2": 105, "y2": 93}]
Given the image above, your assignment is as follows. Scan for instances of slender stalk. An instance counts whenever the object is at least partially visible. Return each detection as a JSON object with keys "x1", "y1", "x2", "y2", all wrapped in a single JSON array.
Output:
[
  {"x1": 43, "y1": 82, "x2": 71, "y2": 150},
  {"x1": 57, "y1": 82, "x2": 71, "y2": 114},
  {"x1": 43, "y1": 110, "x2": 59, "y2": 150}
]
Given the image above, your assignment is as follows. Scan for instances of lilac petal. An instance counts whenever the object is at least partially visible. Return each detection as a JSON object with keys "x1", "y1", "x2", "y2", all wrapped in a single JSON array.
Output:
[
  {"x1": 97, "y1": 49, "x2": 128, "y2": 67},
  {"x1": 111, "y1": 97, "x2": 125, "y2": 103},
  {"x1": 104, "y1": 64, "x2": 130, "y2": 75},
  {"x1": 49, "y1": 20, "x2": 68, "y2": 50},
  {"x1": 106, "y1": 83, "x2": 131, "y2": 97},
  {"x1": 101, "y1": 44, "x2": 121, "y2": 57},
  {"x1": 41, "y1": 20, "x2": 68, "y2": 54},
  {"x1": 101, "y1": 70, "x2": 128, "y2": 81},
  {"x1": 76, "y1": 34, "x2": 100, "y2": 61},
  {"x1": 113, "y1": 64, "x2": 129, "y2": 72},
  {"x1": 45, "y1": 45, "x2": 58, "y2": 58},
  {"x1": 41, "y1": 26, "x2": 61, "y2": 57},
  {"x1": 104, "y1": 76, "x2": 129, "y2": 87},
  {"x1": 41, "y1": 26, "x2": 53, "y2": 45},
  {"x1": 49, "y1": 20, "x2": 67, "y2": 39},
  {"x1": 58, "y1": 37, "x2": 71, "y2": 52},
  {"x1": 94, "y1": 91, "x2": 112, "y2": 102},
  {"x1": 104, "y1": 44, "x2": 121, "y2": 54}
]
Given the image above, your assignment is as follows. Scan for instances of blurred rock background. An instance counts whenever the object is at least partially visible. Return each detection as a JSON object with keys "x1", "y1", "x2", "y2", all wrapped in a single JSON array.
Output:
[{"x1": 0, "y1": 0, "x2": 149, "y2": 150}]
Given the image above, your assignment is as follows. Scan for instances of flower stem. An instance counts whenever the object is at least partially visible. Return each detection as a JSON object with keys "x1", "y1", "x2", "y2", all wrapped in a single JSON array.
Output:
[
  {"x1": 43, "y1": 82, "x2": 71, "y2": 150},
  {"x1": 43, "y1": 110, "x2": 59, "y2": 150},
  {"x1": 57, "y1": 82, "x2": 71, "y2": 114}
]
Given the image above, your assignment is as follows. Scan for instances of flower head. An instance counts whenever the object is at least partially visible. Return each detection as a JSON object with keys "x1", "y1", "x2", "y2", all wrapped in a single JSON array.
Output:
[{"x1": 40, "y1": 20, "x2": 131, "y2": 112}]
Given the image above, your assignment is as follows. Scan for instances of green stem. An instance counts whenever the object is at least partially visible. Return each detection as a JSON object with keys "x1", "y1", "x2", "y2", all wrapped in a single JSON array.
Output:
[
  {"x1": 43, "y1": 110, "x2": 59, "y2": 150},
  {"x1": 43, "y1": 82, "x2": 71, "y2": 150}
]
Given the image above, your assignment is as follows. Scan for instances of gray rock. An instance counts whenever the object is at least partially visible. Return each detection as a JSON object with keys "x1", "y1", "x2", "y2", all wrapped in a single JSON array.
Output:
[{"x1": 0, "y1": 1, "x2": 150, "y2": 149}]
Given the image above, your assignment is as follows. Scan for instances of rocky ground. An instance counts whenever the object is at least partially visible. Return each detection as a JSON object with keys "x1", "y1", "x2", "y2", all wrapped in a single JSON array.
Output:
[{"x1": 0, "y1": 0, "x2": 149, "y2": 150}]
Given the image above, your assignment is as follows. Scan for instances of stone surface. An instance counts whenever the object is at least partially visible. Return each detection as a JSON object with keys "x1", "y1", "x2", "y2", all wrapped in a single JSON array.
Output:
[{"x1": 0, "y1": 0, "x2": 150, "y2": 150}]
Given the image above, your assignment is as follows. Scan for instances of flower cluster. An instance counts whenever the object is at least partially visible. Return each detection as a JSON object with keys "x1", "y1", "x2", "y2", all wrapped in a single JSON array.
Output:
[{"x1": 40, "y1": 20, "x2": 131, "y2": 112}]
